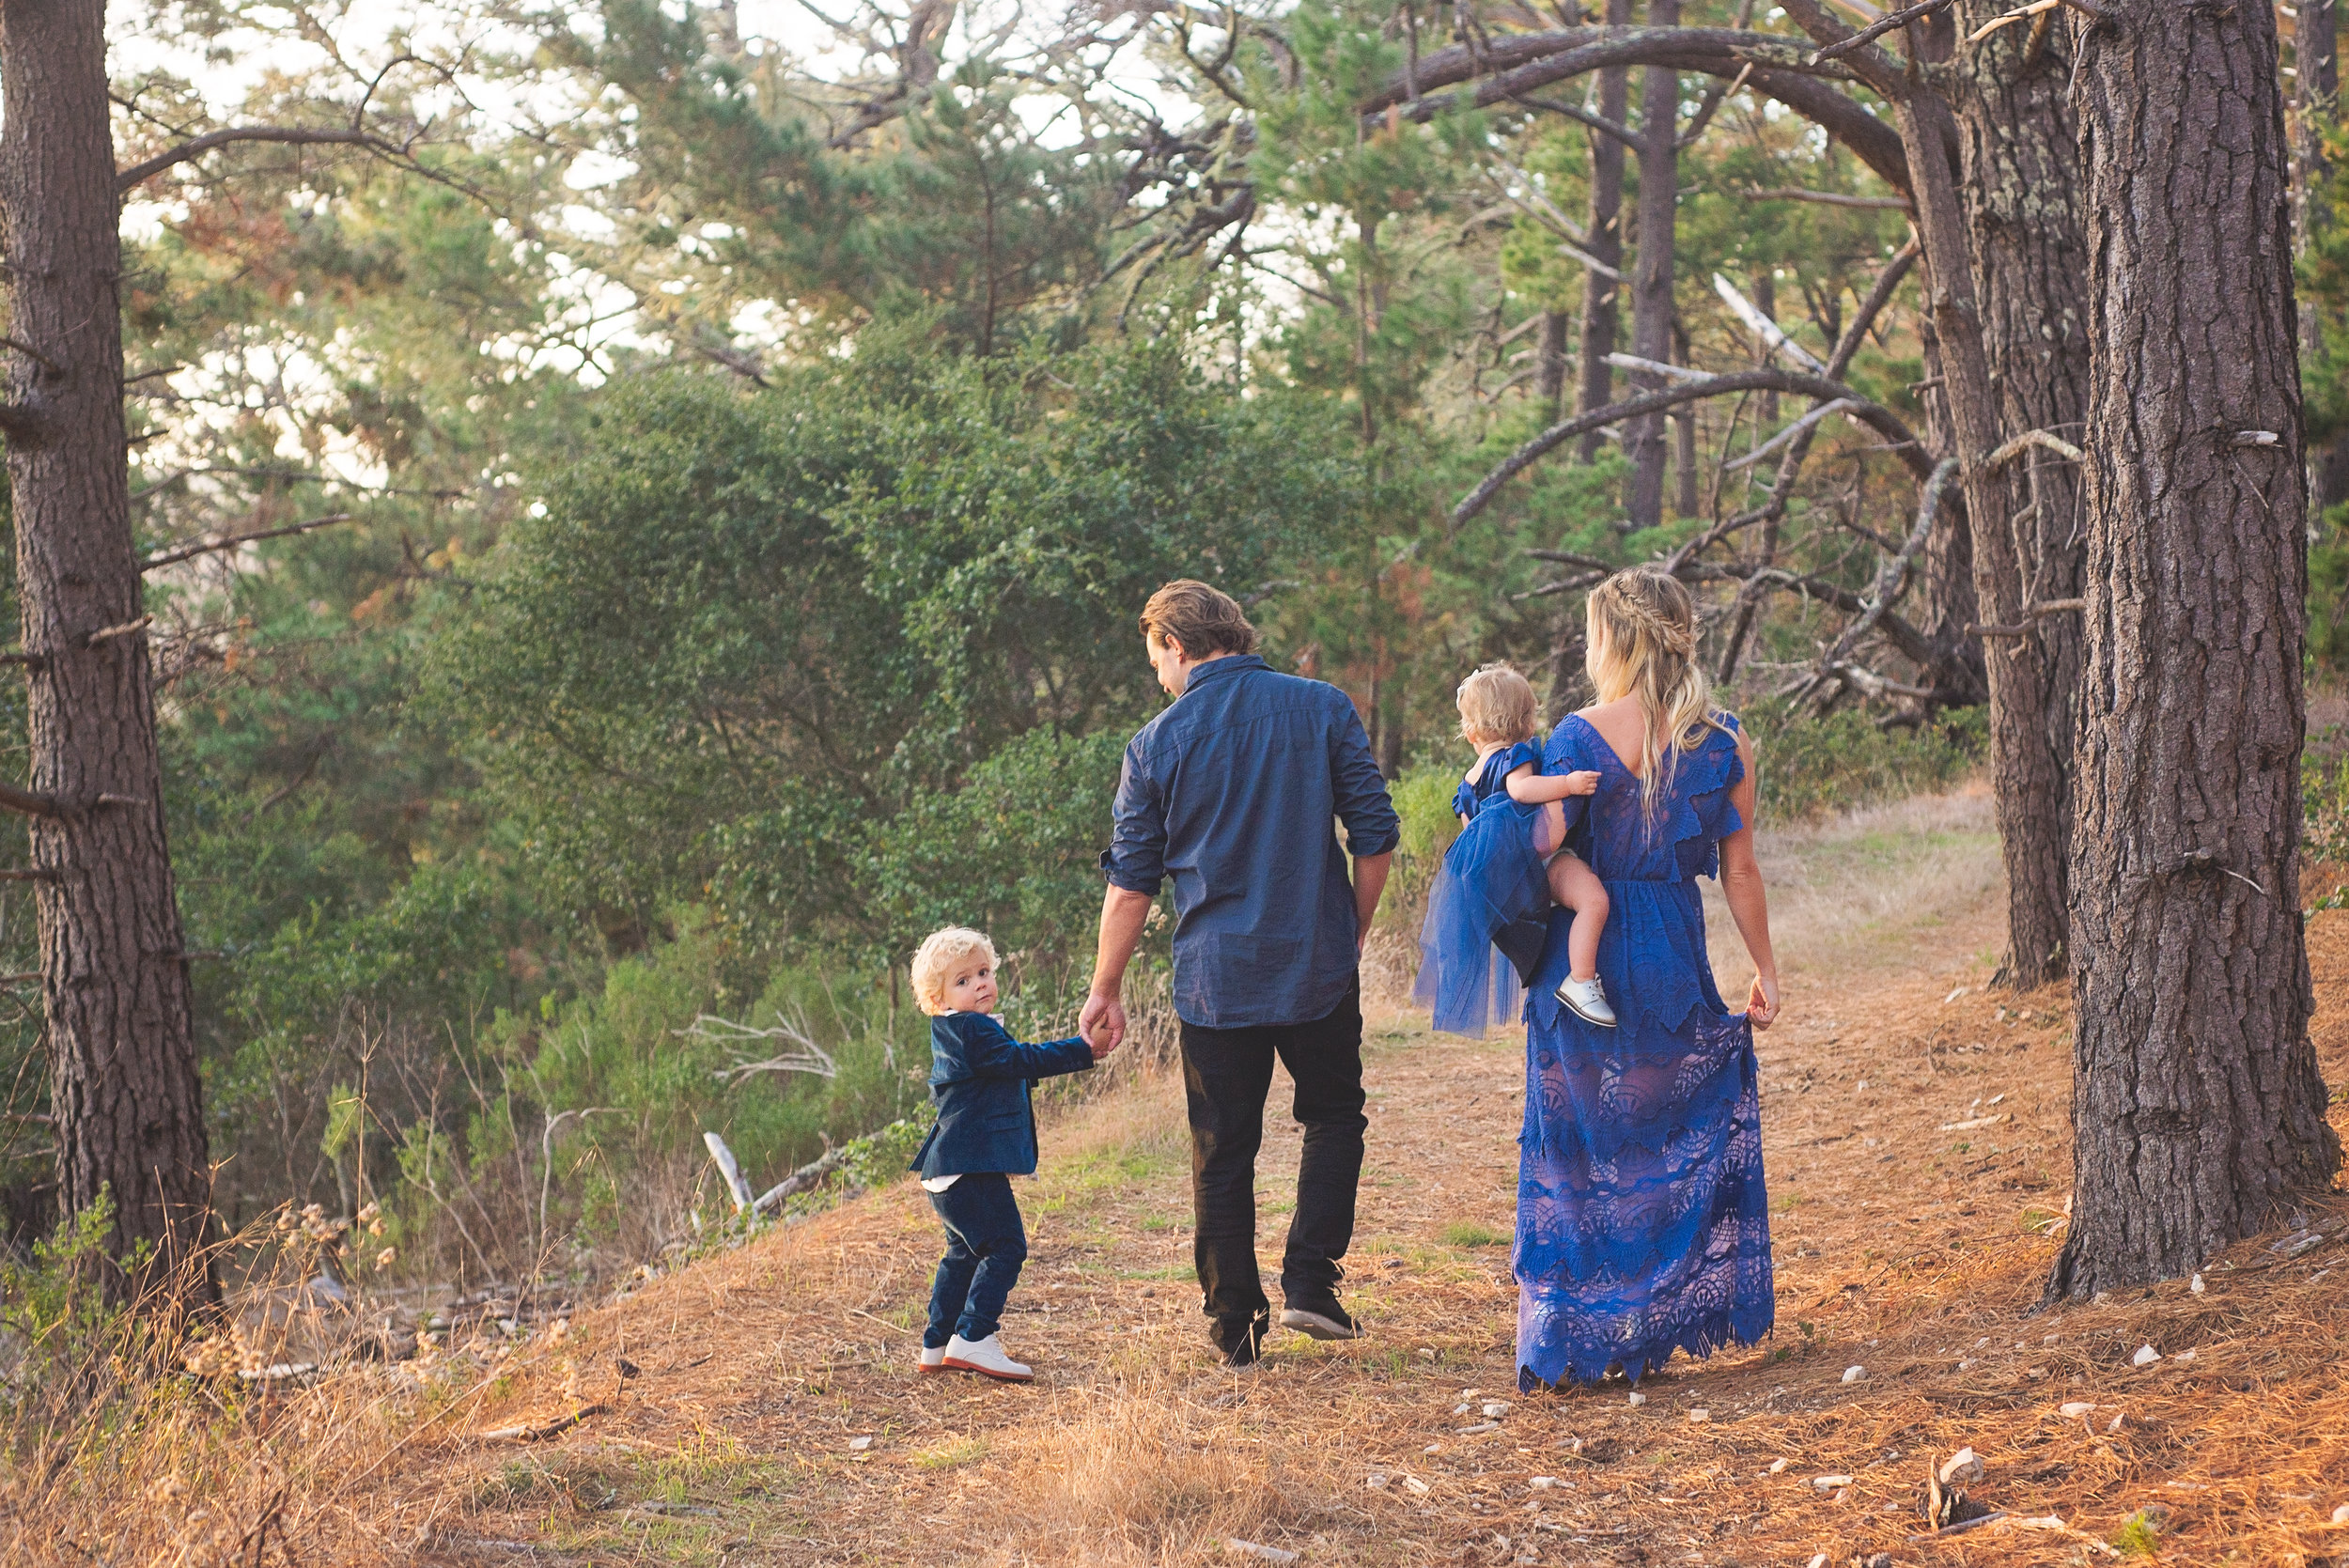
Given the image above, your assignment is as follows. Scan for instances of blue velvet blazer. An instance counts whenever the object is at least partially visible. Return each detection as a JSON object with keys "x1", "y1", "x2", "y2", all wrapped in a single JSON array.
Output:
[{"x1": 909, "y1": 1012, "x2": 1094, "y2": 1179}]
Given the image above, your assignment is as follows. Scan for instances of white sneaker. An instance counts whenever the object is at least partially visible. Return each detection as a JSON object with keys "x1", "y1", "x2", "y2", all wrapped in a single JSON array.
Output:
[
  {"x1": 918, "y1": 1343, "x2": 948, "y2": 1374},
  {"x1": 941, "y1": 1333, "x2": 1033, "y2": 1382},
  {"x1": 1556, "y1": 974, "x2": 1617, "y2": 1027}
]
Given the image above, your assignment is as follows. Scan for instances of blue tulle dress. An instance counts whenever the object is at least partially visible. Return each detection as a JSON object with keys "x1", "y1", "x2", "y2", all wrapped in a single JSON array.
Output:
[
  {"x1": 1413, "y1": 739, "x2": 1575, "y2": 1039},
  {"x1": 1514, "y1": 711, "x2": 1773, "y2": 1390}
]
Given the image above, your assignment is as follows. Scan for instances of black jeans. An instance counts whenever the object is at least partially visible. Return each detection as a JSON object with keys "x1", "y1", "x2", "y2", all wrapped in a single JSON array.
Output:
[
  {"x1": 1178, "y1": 985, "x2": 1367, "y2": 1342},
  {"x1": 924, "y1": 1172, "x2": 1027, "y2": 1347}
]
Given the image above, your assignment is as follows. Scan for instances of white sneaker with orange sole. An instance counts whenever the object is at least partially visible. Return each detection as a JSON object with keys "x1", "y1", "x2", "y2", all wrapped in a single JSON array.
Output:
[
  {"x1": 941, "y1": 1333, "x2": 1033, "y2": 1382},
  {"x1": 918, "y1": 1343, "x2": 948, "y2": 1374}
]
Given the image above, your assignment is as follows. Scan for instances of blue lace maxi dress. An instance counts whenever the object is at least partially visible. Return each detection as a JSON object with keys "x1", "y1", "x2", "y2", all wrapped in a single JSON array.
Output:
[
  {"x1": 1413, "y1": 739, "x2": 1560, "y2": 1038},
  {"x1": 1514, "y1": 712, "x2": 1773, "y2": 1389}
]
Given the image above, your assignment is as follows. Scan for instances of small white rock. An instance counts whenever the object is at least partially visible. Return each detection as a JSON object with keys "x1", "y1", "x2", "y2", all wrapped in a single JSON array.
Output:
[
  {"x1": 1842, "y1": 1365, "x2": 1867, "y2": 1383},
  {"x1": 1365, "y1": 1473, "x2": 1390, "y2": 1489},
  {"x1": 1768, "y1": 1457, "x2": 1790, "y2": 1473},
  {"x1": 2332, "y1": 1503, "x2": 2349, "y2": 1525},
  {"x1": 1809, "y1": 1556, "x2": 1830, "y2": 1568},
  {"x1": 1224, "y1": 1539, "x2": 1299, "y2": 1565},
  {"x1": 1424, "y1": 1444, "x2": 1442, "y2": 1454},
  {"x1": 848, "y1": 1436, "x2": 873, "y2": 1452},
  {"x1": 1454, "y1": 1403, "x2": 1472, "y2": 1415},
  {"x1": 1627, "y1": 1390, "x2": 1646, "y2": 1406},
  {"x1": 1812, "y1": 1474, "x2": 1854, "y2": 1491},
  {"x1": 2190, "y1": 1272, "x2": 2206, "y2": 1296},
  {"x1": 2133, "y1": 1344, "x2": 2161, "y2": 1367},
  {"x1": 2108, "y1": 1413, "x2": 2125, "y2": 1433},
  {"x1": 2060, "y1": 1401, "x2": 2095, "y2": 1419},
  {"x1": 2176, "y1": 1349, "x2": 2197, "y2": 1361},
  {"x1": 1688, "y1": 1409, "x2": 1711, "y2": 1423},
  {"x1": 1457, "y1": 1421, "x2": 1501, "y2": 1436},
  {"x1": 1530, "y1": 1476, "x2": 1559, "y2": 1489},
  {"x1": 1938, "y1": 1448, "x2": 1984, "y2": 1486},
  {"x1": 1483, "y1": 1402, "x2": 1510, "y2": 1419},
  {"x1": 1403, "y1": 1475, "x2": 1431, "y2": 1496}
]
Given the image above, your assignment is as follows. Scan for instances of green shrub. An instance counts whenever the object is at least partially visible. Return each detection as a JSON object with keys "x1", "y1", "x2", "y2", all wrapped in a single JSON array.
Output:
[
  {"x1": 1741, "y1": 700, "x2": 1986, "y2": 822},
  {"x1": 2305, "y1": 746, "x2": 2349, "y2": 865}
]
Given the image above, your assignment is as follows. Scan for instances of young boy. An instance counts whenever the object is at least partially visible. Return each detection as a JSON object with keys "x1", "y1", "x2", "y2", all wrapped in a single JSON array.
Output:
[{"x1": 908, "y1": 926, "x2": 1113, "y2": 1381}]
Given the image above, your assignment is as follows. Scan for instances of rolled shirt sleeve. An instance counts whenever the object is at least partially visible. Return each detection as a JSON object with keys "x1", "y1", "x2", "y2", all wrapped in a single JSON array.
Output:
[
  {"x1": 1099, "y1": 739, "x2": 1167, "y2": 894},
  {"x1": 1328, "y1": 692, "x2": 1401, "y2": 858}
]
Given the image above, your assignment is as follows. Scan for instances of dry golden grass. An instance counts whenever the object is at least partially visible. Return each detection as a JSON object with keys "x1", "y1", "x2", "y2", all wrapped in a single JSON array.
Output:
[{"x1": 13, "y1": 786, "x2": 2349, "y2": 1566}]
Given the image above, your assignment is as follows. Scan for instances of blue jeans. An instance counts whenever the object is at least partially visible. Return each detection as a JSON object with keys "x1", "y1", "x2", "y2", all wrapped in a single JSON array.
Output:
[{"x1": 925, "y1": 1172, "x2": 1027, "y2": 1347}]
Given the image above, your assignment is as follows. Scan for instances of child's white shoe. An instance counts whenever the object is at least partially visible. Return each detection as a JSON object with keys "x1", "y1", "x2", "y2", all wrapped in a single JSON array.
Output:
[
  {"x1": 941, "y1": 1333, "x2": 1033, "y2": 1382},
  {"x1": 918, "y1": 1343, "x2": 948, "y2": 1374},
  {"x1": 1557, "y1": 974, "x2": 1617, "y2": 1027}
]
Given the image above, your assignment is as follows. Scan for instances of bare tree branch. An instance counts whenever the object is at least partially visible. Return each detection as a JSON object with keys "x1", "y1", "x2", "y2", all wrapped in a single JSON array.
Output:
[
  {"x1": 117, "y1": 127, "x2": 412, "y2": 193},
  {"x1": 1357, "y1": 27, "x2": 1916, "y2": 192},
  {"x1": 140, "y1": 513, "x2": 355, "y2": 572},
  {"x1": 1455, "y1": 367, "x2": 1931, "y2": 528},
  {"x1": 0, "y1": 783, "x2": 61, "y2": 821}
]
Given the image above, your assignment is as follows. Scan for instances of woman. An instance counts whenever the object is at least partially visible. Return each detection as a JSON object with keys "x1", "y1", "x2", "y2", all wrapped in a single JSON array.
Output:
[{"x1": 1515, "y1": 567, "x2": 1781, "y2": 1391}]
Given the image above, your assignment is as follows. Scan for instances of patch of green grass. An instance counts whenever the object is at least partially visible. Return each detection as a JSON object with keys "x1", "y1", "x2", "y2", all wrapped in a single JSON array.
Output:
[
  {"x1": 1771, "y1": 1191, "x2": 1803, "y2": 1213},
  {"x1": 1439, "y1": 1220, "x2": 1504, "y2": 1249},
  {"x1": 917, "y1": 1436, "x2": 989, "y2": 1470},
  {"x1": 2111, "y1": 1510, "x2": 2166, "y2": 1557}
]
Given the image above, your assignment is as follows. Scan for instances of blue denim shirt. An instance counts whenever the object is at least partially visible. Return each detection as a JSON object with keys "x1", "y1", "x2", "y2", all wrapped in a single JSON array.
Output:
[{"x1": 1100, "y1": 655, "x2": 1401, "y2": 1029}]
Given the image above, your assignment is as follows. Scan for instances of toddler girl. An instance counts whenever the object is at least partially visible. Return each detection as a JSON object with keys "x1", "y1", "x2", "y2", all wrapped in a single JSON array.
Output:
[{"x1": 1414, "y1": 664, "x2": 1615, "y2": 1036}]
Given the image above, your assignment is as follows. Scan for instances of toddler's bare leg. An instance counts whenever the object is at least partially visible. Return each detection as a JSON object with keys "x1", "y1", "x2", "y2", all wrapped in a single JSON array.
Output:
[
  {"x1": 1535, "y1": 798, "x2": 1566, "y2": 858},
  {"x1": 1547, "y1": 854, "x2": 1610, "y2": 982}
]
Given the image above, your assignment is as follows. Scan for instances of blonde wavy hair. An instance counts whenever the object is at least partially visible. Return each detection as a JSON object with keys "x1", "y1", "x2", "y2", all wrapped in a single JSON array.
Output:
[
  {"x1": 1585, "y1": 568, "x2": 1729, "y2": 825},
  {"x1": 1455, "y1": 663, "x2": 1542, "y2": 748}
]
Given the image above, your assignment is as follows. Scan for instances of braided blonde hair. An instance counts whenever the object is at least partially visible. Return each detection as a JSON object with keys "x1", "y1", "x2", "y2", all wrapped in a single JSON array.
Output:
[{"x1": 1585, "y1": 568, "x2": 1728, "y2": 825}]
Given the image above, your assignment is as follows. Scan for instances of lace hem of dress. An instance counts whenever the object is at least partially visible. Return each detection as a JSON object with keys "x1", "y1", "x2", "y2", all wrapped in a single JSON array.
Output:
[{"x1": 1515, "y1": 1250, "x2": 1775, "y2": 1389}]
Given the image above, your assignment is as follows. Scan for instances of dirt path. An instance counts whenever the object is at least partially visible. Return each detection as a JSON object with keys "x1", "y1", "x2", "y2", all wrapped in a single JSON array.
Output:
[{"x1": 383, "y1": 787, "x2": 2349, "y2": 1568}]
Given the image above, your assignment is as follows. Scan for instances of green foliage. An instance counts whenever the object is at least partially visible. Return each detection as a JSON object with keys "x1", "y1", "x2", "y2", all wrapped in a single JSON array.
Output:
[
  {"x1": 2303, "y1": 745, "x2": 2349, "y2": 867},
  {"x1": 435, "y1": 330, "x2": 1349, "y2": 950},
  {"x1": 1742, "y1": 702, "x2": 1988, "y2": 824}
]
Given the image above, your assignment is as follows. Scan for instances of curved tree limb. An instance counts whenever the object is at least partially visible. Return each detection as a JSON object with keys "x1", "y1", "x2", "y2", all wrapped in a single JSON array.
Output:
[
  {"x1": 1453, "y1": 367, "x2": 1932, "y2": 528},
  {"x1": 117, "y1": 127, "x2": 411, "y2": 193},
  {"x1": 1359, "y1": 27, "x2": 1916, "y2": 192}
]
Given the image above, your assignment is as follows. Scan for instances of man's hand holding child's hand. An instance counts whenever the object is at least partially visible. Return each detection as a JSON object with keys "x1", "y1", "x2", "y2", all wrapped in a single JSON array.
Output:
[{"x1": 1081, "y1": 992, "x2": 1127, "y2": 1059}]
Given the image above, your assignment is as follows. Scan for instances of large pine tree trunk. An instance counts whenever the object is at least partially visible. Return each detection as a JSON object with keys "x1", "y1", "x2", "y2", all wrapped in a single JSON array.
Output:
[
  {"x1": 1895, "y1": 77, "x2": 2075, "y2": 988},
  {"x1": 1948, "y1": 0, "x2": 2092, "y2": 983},
  {"x1": 1, "y1": 0, "x2": 212, "y2": 1312},
  {"x1": 1575, "y1": 0, "x2": 1633, "y2": 464},
  {"x1": 2054, "y1": 0, "x2": 2341, "y2": 1296},
  {"x1": 1623, "y1": 0, "x2": 1678, "y2": 530}
]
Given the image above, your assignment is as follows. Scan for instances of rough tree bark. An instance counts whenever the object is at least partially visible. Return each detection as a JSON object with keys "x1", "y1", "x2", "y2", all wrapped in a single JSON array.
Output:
[
  {"x1": 2054, "y1": 0, "x2": 2341, "y2": 1295},
  {"x1": 1624, "y1": 0, "x2": 1679, "y2": 531},
  {"x1": 0, "y1": 0, "x2": 212, "y2": 1312},
  {"x1": 1576, "y1": 0, "x2": 1634, "y2": 463},
  {"x1": 1537, "y1": 307, "x2": 1570, "y2": 416},
  {"x1": 1911, "y1": 318, "x2": 1989, "y2": 696},
  {"x1": 1947, "y1": 0, "x2": 2091, "y2": 983},
  {"x1": 1884, "y1": 57, "x2": 2075, "y2": 989}
]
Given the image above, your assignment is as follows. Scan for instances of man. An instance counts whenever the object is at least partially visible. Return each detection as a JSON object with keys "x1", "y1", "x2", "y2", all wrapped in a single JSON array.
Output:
[{"x1": 1081, "y1": 580, "x2": 1399, "y2": 1366}]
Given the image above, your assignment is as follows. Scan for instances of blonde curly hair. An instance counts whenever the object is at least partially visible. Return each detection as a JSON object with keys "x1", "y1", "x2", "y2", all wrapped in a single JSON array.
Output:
[
  {"x1": 910, "y1": 926, "x2": 998, "y2": 1016},
  {"x1": 1455, "y1": 663, "x2": 1542, "y2": 747}
]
